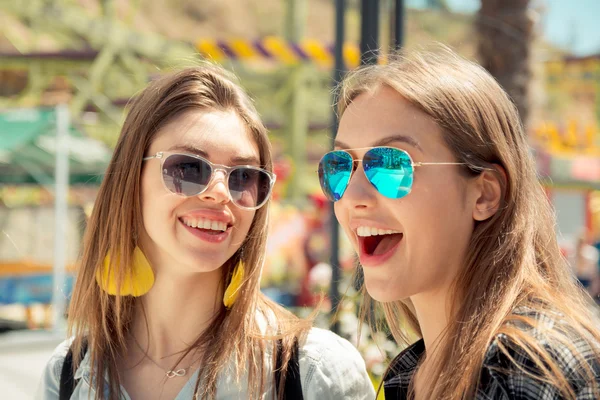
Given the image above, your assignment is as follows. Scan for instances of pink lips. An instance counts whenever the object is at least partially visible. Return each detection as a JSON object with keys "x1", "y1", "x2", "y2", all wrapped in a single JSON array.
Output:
[{"x1": 179, "y1": 208, "x2": 233, "y2": 244}]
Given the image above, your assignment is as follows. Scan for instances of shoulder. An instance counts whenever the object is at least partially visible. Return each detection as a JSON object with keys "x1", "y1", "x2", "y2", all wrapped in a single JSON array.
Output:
[
  {"x1": 44, "y1": 338, "x2": 74, "y2": 382},
  {"x1": 35, "y1": 338, "x2": 74, "y2": 400},
  {"x1": 479, "y1": 311, "x2": 600, "y2": 399},
  {"x1": 299, "y1": 327, "x2": 363, "y2": 361},
  {"x1": 297, "y1": 328, "x2": 376, "y2": 400}
]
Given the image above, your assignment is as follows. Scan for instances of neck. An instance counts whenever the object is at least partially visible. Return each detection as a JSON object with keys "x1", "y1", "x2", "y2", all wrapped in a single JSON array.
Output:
[
  {"x1": 410, "y1": 284, "x2": 452, "y2": 360},
  {"x1": 130, "y1": 266, "x2": 223, "y2": 360}
]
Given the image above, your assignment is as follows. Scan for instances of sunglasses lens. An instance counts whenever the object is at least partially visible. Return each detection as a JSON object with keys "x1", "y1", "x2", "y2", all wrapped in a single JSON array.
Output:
[
  {"x1": 363, "y1": 147, "x2": 413, "y2": 199},
  {"x1": 318, "y1": 151, "x2": 353, "y2": 201},
  {"x1": 228, "y1": 167, "x2": 273, "y2": 209},
  {"x1": 162, "y1": 154, "x2": 212, "y2": 196}
]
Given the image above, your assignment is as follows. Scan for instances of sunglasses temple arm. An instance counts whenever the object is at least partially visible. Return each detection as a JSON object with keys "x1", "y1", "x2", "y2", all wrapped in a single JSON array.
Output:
[{"x1": 412, "y1": 162, "x2": 466, "y2": 167}]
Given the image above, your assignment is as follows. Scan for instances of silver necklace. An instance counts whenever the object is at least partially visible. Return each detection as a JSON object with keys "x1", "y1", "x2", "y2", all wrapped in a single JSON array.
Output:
[{"x1": 133, "y1": 337, "x2": 199, "y2": 379}]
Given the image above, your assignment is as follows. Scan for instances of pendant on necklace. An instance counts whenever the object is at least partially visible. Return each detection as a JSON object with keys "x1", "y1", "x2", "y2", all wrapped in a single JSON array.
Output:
[{"x1": 166, "y1": 368, "x2": 187, "y2": 378}]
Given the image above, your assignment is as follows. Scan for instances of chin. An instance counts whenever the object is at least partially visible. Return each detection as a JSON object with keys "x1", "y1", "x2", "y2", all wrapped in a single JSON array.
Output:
[
  {"x1": 363, "y1": 277, "x2": 408, "y2": 303},
  {"x1": 364, "y1": 284, "x2": 393, "y2": 303},
  {"x1": 179, "y1": 252, "x2": 226, "y2": 273}
]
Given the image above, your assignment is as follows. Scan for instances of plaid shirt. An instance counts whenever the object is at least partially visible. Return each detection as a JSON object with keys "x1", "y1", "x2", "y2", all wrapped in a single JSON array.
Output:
[{"x1": 383, "y1": 312, "x2": 600, "y2": 399}]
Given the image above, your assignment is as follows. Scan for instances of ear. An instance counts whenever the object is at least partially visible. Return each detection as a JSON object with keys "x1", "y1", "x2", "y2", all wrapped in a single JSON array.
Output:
[{"x1": 472, "y1": 164, "x2": 506, "y2": 221}]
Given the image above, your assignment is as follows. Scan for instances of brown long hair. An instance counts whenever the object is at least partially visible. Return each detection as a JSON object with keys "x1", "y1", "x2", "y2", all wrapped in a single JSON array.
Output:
[
  {"x1": 338, "y1": 47, "x2": 600, "y2": 399},
  {"x1": 67, "y1": 64, "x2": 310, "y2": 399}
]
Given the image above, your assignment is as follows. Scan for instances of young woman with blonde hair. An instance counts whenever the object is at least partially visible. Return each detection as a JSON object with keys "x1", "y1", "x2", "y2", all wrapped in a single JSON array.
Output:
[
  {"x1": 37, "y1": 65, "x2": 375, "y2": 399},
  {"x1": 318, "y1": 47, "x2": 600, "y2": 399}
]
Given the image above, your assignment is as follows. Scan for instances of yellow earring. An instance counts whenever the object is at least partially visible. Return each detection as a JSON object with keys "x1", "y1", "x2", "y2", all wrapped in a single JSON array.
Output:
[
  {"x1": 96, "y1": 246, "x2": 155, "y2": 297},
  {"x1": 223, "y1": 260, "x2": 245, "y2": 308}
]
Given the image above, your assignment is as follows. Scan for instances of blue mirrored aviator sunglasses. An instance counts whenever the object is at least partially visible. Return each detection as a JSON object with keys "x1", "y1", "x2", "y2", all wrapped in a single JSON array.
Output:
[{"x1": 318, "y1": 146, "x2": 465, "y2": 201}]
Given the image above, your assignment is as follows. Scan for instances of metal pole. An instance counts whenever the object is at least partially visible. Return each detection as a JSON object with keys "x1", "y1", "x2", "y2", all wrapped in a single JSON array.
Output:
[
  {"x1": 329, "y1": 0, "x2": 346, "y2": 334},
  {"x1": 284, "y1": 0, "x2": 308, "y2": 201},
  {"x1": 355, "y1": 0, "x2": 380, "y2": 317},
  {"x1": 360, "y1": 0, "x2": 380, "y2": 65},
  {"x1": 51, "y1": 104, "x2": 70, "y2": 332},
  {"x1": 285, "y1": 0, "x2": 305, "y2": 43},
  {"x1": 394, "y1": 0, "x2": 405, "y2": 50}
]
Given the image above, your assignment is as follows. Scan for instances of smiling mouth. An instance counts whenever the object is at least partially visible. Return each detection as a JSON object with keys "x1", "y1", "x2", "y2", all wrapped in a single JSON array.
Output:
[
  {"x1": 194, "y1": 227, "x2": 226, "y2": 235},
  {"x1": 362, "y1": 233, "x2": 403, "y2": 256},
  {"x1": 180, "y1": 217, "x2": 231, "y2": 235}
]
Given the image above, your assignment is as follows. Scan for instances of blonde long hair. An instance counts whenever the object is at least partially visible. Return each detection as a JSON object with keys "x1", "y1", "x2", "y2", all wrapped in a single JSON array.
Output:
[
  {"x1": 338, "y1": 47, "x2": 600, "y2": 399},
  {"x1": 67, "y1": 65, "x2": 310, "y2": 399}
]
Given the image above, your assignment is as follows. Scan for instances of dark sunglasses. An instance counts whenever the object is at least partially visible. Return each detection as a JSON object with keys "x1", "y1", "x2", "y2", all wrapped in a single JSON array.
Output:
[
  {"x1": 143, "y1": 152, "x2": 276, "y2": 210},
  {"x1": 318, "y1": 146, "x2": 465, "y2": 201}
]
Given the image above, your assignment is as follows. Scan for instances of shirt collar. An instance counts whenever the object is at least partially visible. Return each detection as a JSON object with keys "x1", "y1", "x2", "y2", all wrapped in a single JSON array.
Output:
[{"x1": 383, "y1": 339, "x2": 425, "y2": 391}]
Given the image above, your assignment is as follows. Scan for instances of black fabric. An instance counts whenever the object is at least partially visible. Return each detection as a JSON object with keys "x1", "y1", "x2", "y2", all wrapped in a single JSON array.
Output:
[
  {"x1": 59, "y1": 339, "x2": 88, "y2": 400},
  {"x1": 383, "y1": 339, "x2": 424, "y2": 399},
  {"x1": 275, "y1": 338, "x2": 304, "y2": 400},
  {"x1": 383, "y1": 309, "x2": 600, "y2": 400}
]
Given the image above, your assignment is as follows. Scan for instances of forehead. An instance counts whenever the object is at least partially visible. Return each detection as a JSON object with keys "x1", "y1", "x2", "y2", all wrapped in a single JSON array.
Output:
[
  {"x1": 150, "y1": 109, "x2": 260, "y2": 164},
  {"x1": 336, "y1": 86, "x2": 443, "y2": 153}
]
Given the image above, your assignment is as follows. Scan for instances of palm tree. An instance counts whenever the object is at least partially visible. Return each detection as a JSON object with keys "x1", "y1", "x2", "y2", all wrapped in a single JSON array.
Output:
[{"x1": 477, "y1": 0, "x2": 535, "y2": 127}]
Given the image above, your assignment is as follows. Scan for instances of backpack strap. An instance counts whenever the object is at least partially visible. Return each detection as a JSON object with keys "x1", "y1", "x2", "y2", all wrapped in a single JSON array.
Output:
[
  {"x1": 275, "y1": 337, "x2": 304, "y2": 400},
  {"x1": 59, "y1": 339, "x2": 88, "y2": 400}
]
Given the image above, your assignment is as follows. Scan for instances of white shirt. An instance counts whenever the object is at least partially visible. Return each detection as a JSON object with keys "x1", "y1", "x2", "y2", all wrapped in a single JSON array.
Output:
[{"x1": 36, "y1": 327, "x2": 376, "y2": 399}]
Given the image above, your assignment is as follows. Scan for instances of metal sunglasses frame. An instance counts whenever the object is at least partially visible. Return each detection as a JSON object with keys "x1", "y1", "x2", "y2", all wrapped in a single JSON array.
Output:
[
  {"x1": 323, "y1": 146, "x2": 466, "y2": 168},
  {"x1": 319, "y1": 146, "x2": 468, "y2": 200}
]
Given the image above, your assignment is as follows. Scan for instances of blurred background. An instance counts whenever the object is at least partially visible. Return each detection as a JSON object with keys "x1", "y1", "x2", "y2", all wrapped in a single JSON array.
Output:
[{"x1": 1, "y1": 0, "x2": 599, "y2": 398}]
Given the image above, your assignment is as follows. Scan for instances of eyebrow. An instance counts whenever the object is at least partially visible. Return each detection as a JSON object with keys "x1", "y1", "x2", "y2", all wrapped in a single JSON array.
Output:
[
  {"x1": 334, "y1": 134, "x2": 423, "y2": 152},
  {"x1": 167, "y1": 144, "x2": 261, "y2": 165}
]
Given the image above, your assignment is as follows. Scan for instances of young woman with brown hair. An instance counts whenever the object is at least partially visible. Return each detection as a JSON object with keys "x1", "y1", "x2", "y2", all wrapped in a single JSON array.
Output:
[
  {"x1": 37, "y1": 65, "x2": 375, "y2": 400},
  {"x1": 318, "y1": 47, "x2": 600, "y2": 399}
]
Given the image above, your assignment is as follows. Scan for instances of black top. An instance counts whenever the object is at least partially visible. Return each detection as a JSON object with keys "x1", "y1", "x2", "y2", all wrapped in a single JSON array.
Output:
[{"x1": 383, "y1": 311, "x2": 600, "y2": 399}]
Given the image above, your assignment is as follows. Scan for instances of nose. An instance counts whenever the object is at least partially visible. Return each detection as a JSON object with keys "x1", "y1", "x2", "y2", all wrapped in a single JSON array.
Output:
[
  {"x1": 199, "y1": 170, "x2": 230, "y2": 204},
  {"x1": 340, "y1": 163, "x2": 377, "y2": 209}
]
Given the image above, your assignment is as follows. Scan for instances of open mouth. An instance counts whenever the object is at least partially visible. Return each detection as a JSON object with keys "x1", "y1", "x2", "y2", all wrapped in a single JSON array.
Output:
[{"x1": 362, "y1": 233, "x2": 403, "y2": 256}]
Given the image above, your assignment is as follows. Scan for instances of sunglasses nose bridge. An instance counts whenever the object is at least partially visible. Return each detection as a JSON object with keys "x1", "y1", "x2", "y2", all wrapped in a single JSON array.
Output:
[
  {"x1": 338, "y1": 160, "x2": 373, "y2": 201},
  {"x1": 211, "y1": 166, "x2": 229, "y2": 182},
  {"x1": 198, "y1": 167, "x2": 231, "y2": 203}
]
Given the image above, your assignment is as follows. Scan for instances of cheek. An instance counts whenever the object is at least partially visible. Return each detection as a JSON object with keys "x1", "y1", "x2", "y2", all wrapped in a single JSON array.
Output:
[
  {"x1": 234, "y1": 210, "x2": 256, "y2": 240},
  {"x1": 140, "y1": 173, "x2": 157, "y2": 219},
  {"x1": 333, "y1": 202, "x2": 358, "y2": 251},
  {"x1": 141, "y1": 167, "x2": 162, "y2": 205},
  {"x1": 333, "y1": 202, "x2": 346, "y2": 227},
  {"x1": 413, "y1": 170, "x2": 470, "y2": 215},
  {"x1": 140, "y1": 171, "x2": 182, "y2": 227},
  {"x1": 405, "y1": 177, "x2": 473, "y2": 256}
]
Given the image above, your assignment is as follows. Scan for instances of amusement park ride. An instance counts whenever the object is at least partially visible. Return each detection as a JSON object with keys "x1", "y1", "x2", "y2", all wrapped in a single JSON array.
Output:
[
  {"x1": 1, "y1": 0, "x2": 405, "y2": 329},
  {"x1": 4, "y1": 0, "x2": 599, "y2": 331},
  {"x1": 0, "y1": 0, "x2": 362, "y2": 195}
]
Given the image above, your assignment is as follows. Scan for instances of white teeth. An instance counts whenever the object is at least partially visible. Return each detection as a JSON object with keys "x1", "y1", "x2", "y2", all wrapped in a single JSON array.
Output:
[
  {"x1": 182, "y1": 217, "x2": 227, "y2": 232},
  {"x1": 356, "y1": 226, "x2": 401, "y2": 237}
]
